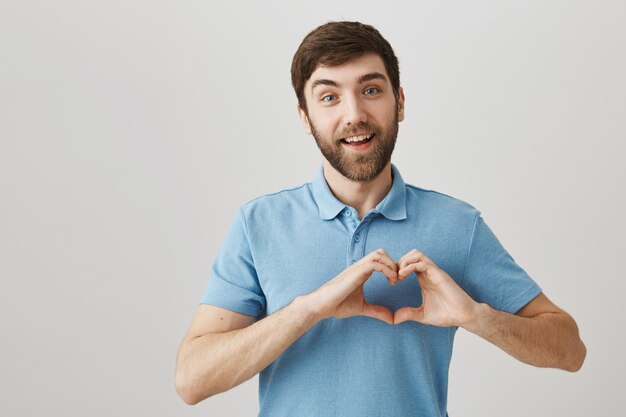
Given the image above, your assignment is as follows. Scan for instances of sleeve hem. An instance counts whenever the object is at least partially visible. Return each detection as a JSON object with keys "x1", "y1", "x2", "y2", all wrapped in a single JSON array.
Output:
[
  {"x1": 499, "y1": 284, "x2": 543, "y2": 315},
  {"x1": 199, "y1": 299, "x2": 262, "y2": 317}
]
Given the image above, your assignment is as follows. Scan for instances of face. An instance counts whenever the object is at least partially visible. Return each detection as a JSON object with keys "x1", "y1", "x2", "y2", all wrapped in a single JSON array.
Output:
[{"x1": 298, "y1": 53, "x2": 405, "y2": 182}]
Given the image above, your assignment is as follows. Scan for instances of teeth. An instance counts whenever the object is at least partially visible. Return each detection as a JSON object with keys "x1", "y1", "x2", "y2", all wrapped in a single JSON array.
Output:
[{"x1": 344, "y1": 134, "x2": 373, "y2": 143}]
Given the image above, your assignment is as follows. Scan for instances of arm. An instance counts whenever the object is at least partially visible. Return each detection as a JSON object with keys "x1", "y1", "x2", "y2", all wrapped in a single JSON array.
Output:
[
  {"x1": 393, "y1": 249, "x2": 587, "y2": 372},
  {"x1": 464, "y1": 292, "x2": 586, "y2": 372},
  {"x1": 175, "y1": 248, "x2": 399, "y2": 405},
  {"x1": 175, "y1": 300, "x2": 318, "y2": 405}
]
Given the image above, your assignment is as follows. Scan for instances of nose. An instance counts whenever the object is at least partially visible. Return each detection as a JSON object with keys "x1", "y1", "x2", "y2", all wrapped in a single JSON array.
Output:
[{"x1": 342, "y1": 94, "x2": 367, "y2": 127}]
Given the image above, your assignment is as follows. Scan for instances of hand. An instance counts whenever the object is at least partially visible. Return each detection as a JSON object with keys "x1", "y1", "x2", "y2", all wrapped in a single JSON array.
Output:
[
  {"x1": 394, "y1": 249, "x2": 479, "y2": 327},
  {"x1": 305, "y1": 248, "x2": 399, "y2": 324}
]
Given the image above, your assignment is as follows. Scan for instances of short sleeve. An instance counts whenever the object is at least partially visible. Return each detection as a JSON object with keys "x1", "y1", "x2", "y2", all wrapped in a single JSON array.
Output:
[
  {"x1": 200, "y1": 207, "x2": 266, "y2": 317},
  {"x1": 461, "y1": 213, "x2": 542, "y2": 314}
]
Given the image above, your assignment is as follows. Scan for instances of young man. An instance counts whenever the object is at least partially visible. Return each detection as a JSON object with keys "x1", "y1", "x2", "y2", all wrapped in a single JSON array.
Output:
[{"x1": 175, "y1": 21, "x2": 586, "y2": 416}]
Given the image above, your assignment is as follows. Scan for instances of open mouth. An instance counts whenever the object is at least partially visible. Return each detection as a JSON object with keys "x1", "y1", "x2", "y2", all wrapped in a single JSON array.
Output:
[{"x1": 340, "y1": 133, "x2": 375, "y2": 146}]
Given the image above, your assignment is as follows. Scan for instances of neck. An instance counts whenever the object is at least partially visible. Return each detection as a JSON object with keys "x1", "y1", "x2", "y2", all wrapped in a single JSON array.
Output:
[{"x1": 322, "y1": 159, "x2": 393, "y2": 220}]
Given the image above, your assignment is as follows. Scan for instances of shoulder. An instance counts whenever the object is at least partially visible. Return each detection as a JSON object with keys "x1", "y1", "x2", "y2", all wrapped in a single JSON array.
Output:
[
  {"x1": 238, "y1": 181, "x2": 316, "y2": 223},
  {"x1": 404, "y1": 182, "x2": 481, "y2": 221}
]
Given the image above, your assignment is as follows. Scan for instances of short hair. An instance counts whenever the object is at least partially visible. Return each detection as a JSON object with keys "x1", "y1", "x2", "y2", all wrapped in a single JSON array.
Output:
[{"x1": 291, "y1": 21, "x2": 400, "y2": 115}]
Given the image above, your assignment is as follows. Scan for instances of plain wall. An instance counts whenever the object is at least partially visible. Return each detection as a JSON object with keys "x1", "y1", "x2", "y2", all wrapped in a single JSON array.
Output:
[{"x1": 1, "y1": 1, "x2": 624, "y2": 416}]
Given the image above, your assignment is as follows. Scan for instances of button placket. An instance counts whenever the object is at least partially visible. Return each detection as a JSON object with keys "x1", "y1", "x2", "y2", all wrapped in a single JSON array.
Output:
[
  {"x1": 344, "y1": 210, "x2": 377, "y2": 267},
  {"x1": 347, "y1": 220, "x2": 370, "y2": 266}
]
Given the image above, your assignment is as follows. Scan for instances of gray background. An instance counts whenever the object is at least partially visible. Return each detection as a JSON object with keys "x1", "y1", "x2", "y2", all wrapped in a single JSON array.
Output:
[{"x1": 1, "y1": 1, "x2": 624, "y2": 416}]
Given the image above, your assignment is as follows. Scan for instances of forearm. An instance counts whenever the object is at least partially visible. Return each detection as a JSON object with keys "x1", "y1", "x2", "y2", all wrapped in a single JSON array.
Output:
[
  {"x1": 463, "y1": 303, "x2": 586, "y2": 372},
  {"x1": 176, "y1": 296, "x2": 319, "y2": 404}
]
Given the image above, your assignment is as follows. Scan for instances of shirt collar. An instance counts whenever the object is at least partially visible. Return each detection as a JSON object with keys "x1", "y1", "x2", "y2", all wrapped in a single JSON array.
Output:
[{"x1": 311, "y1": 163, "x2": 407, "y2": 221}]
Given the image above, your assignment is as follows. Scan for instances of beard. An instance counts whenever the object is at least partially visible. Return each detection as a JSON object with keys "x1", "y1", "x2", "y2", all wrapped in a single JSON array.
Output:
[{"x1": 309, "y1": 108, "x2": 399, "y2": 182}]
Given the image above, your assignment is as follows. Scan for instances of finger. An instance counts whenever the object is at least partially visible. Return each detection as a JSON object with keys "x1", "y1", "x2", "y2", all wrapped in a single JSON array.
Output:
[
  {"x1": 394, "y1": 306, "x2": 425, "y2": 325},
  {"x1": 366, "y1": 248, "x2": 399, "y2": 274},
  {"x1": 396, "y1": 248, "x2": 420, "y2": 271},
  {"x1": 398, "y1": 259, "x2": 429, "y2": 280},
  {"x1": 365, "y1": 259, "x2": 399, "y2": 286},
  {"x1": 336, "y1": 260, "x2": 396, "y2": 295},
  {"x1": 397, "y1": 249, "x2": 434, "y2": 272},
  {"x1": 361, "y1": 302, "x2": 394, "y2": 324},
  {"x1": 412, "y1": 250, "x2": 434, "y2": 265}
]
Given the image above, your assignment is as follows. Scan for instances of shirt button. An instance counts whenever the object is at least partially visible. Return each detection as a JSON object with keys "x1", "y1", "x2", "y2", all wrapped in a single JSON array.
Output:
[
  {"x1": 351, "y1": 259, "x2": 357, "y2": 264},
  {"x1": 354, "y1": 234, "x2": 361, "y2": 242},
  {"x1": 344, "y1": 209, "x2": 352, "y2": 216}
]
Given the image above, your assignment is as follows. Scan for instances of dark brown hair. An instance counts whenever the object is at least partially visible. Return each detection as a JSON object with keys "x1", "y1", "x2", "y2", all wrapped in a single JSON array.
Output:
[{"x1": 291, "y1": 21, "x2": 400, "y2": 115}]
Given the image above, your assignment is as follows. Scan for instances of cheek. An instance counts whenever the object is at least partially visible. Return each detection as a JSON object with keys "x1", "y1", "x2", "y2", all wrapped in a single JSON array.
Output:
[
  {"x1": 376, "y1": 101, "x2": 396, "y2": 120},
  {"x1": 311, "y1": 112, "x2": 340, "y2": 138},
  {"x1": 375, "y1": 103, "x2": 398, "y2": 126}
]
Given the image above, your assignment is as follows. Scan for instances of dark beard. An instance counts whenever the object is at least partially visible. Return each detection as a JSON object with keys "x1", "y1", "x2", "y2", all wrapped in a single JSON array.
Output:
[{"x1": 310, "y1": 110, "x2": 399, "y2": 182}]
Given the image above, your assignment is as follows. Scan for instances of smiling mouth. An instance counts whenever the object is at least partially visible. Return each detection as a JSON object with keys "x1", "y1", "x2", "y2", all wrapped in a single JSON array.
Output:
[{"x1": 340, "y1": 133, "x2": 375, "y2": 145}]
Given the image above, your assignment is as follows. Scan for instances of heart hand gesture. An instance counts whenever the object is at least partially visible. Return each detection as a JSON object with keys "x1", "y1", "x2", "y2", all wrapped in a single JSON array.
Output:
[
  {"x1": 307, "y1": 248, "x2": 399, "y2": 324},
  {"x1": 394, "y1": 249, "x2": 478, "y2": 327}
]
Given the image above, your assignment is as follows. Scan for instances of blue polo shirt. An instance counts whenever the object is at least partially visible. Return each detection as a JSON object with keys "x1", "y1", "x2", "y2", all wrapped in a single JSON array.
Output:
[{"x1": 201, "y1": 163, "x2": 541, "y2": 417}]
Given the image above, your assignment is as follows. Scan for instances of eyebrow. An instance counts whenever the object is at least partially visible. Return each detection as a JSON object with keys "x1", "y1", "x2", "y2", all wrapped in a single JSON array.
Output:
[
  {"x1": 310, "y1": 72, "x2": 388, "y2": 93},
  {"x1": 357, "y1": 72, "x2": 388, "y2": 84}
]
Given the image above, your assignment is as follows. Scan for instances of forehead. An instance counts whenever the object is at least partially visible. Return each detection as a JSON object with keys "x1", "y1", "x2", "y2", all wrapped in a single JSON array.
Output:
[{"x1": 306, "y1": 53, "x2": 389, "y2": 88}]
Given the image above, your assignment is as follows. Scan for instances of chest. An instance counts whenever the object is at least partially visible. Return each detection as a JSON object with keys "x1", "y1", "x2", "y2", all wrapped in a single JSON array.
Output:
[{"x1": 251, "y1": 215, "x2": 467, "y2": 315}]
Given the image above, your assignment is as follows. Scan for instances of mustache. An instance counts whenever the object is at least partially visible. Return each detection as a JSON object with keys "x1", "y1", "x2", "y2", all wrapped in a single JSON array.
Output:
[{"x1": 334, "y1": 123, "x2": 380, "y2": 141}]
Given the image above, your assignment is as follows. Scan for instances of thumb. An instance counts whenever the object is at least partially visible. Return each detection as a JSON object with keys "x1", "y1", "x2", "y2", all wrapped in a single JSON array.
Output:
[
  {"x1": 394, "y1": 306, "x2": 425, "y2": 325},
  {"x1": 360, "y1": 302, "x2": 394, "y2": 324}
]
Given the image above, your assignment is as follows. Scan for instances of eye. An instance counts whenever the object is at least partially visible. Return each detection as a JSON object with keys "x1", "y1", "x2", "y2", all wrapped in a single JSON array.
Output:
[
  {"x1": 321, "y1": 95, "x2": 336, "y2": 103},
  {"x1": 364, "y1": 87, "x2": 380, "y2": 95}
]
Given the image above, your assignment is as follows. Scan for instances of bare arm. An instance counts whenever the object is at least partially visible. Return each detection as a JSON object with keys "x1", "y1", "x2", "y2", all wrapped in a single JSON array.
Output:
[
  {"x1": 464, "y1": 293, "x2": 586, "y2": 371},
  {"x1": 175, "y1": 248, "x2": 399, "y2": 405},
  {"x1": 175, "y1": 299, "x2": 318, "y2": 405},
  {"x1": 394, "y1": 249, "x2": 586, "y2": 372}
]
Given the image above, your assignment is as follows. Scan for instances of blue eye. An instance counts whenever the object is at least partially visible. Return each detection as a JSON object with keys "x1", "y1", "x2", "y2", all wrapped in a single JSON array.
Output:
[
  {"x1": 322, "y1": 95, "x2": 336, "y2": 102},
  {"x1": 364, "y1": 87, "x2": 380, "y2": 95}
]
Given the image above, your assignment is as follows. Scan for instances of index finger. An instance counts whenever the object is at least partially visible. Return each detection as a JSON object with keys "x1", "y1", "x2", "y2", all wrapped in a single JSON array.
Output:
[
  {"x1": 363, "y1": 248, "x2": 398, "y2": 273},
  {"x1": 350, "y1": 259, "x2": 396, "y2": 287},
  {"x1": 397, "y1": 249, "x2": 435, "y2": 271}
]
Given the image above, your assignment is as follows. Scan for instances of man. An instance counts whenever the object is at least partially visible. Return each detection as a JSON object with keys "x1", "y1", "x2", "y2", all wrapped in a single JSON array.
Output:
[{"x1": 175, "y1": 21, "x2": 586, "y2": 416}]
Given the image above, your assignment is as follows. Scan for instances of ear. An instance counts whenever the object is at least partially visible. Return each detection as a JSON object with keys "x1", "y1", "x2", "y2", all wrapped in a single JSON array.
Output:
[
  {"x1": 297, "y1": 103, "x2": 312, "y2": 134},
  {"x1": 397, "y1": 87, "x2": 405, "y2": 122}
]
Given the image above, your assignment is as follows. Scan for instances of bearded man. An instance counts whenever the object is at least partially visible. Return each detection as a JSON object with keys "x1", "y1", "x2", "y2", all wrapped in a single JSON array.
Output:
[{"x1": 175, "y1": 21, "x2": 586, "y2": 417}]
